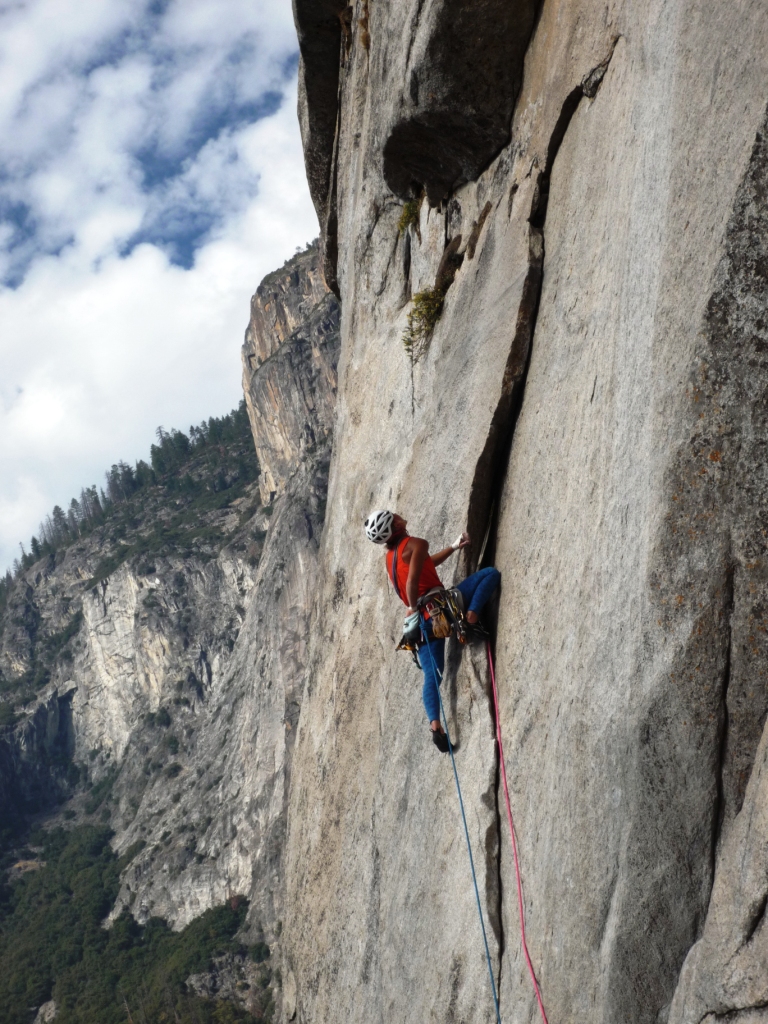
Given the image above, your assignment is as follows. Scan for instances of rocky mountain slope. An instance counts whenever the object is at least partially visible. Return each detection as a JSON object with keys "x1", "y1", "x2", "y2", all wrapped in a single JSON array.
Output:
[
  {"x1": 0, "y1": 242, "x2": 339, "y2": 1022},
  {"x1": 282, "y1": 2, "x2": 768, "y2": 1023}
]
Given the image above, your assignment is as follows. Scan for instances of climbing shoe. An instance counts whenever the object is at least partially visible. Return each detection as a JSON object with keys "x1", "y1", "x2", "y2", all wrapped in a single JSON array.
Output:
[
  {"x1": 464, "y1": 619, "x2": 490, "y2": 644},
  {"x1": 431, "y1": 729, "x2": 450, "y2": 753}
]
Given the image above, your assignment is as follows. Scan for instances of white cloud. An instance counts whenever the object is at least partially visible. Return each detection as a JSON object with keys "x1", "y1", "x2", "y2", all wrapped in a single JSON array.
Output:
[{"x1": 0, "y1": 0, "x2": 317, "y2": 572}]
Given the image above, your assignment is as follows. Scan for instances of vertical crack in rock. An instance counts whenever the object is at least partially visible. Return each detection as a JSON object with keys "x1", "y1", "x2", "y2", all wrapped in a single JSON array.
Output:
[
  {"x1": 711, "y1": 556, "x2": 735, "y2": 879},
  {"x1": 529, "y1": 87, "x2": 583, "y2": 231},
  {"x1": 465, "y1": 201, "x2": 493, "y2": 261},
  {"x1": 323, "y1": 79, "x2": 343, "y2": 298},
  {"x1": 744, "y1": 892, "x2": 768, "y2": 946},
  {"x1": 530, "y1": 39, "x2": 618, "y2": 231},
  {"x1": 461, "y1": 50, "x2": 616, "y2": 1005},
  {"x1": 402, "y1": 229, "x2": 412, "y2": 303},
  {"x1": 491, "y1": 694, "x2": 506, "y2": 992},
  {"x1": 465, "y1": 46, "x2": 617, "y2": 573},
  {"x1": 464, "y1": 226, "x2": 543, "y2": 575}
]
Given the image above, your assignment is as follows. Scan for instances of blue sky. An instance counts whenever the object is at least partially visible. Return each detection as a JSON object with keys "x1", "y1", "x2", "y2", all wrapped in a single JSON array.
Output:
[{"x1": 0, "y1": 0, "x2": 318, "y2": 572}]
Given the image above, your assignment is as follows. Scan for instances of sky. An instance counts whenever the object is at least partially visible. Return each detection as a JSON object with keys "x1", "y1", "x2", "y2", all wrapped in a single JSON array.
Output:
[{"x1": 0, "y1": 0, "x2": 318, "y2": 574}]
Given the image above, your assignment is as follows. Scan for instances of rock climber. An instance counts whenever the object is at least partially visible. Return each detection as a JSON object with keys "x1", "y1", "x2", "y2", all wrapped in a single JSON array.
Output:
[{"x1": 364, "y1": 509, "x2": 501, "y2": 752}]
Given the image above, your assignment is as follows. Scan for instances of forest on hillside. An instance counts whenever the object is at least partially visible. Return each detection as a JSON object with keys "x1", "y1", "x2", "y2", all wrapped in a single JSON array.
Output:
[
  {"x1": 0, "y1": 826, "x2": 273, "y2": 1024},
  {"x1": 0, "y1": 399, "x2": 263, "y2": 723},
  {"x1": 0, "y1": 402, "x2": 260, "y2": 619}
]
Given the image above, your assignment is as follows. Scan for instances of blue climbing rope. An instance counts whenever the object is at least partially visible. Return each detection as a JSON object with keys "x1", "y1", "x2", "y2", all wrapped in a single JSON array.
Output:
[{"x1": 421, "y1": 623, "x2": 502, "y2": 1024}]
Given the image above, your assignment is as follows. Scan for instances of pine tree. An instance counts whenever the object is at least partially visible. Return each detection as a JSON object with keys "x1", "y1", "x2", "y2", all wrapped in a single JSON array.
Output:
[
  {"x1": 51, "y1": 505, "x2": 68, "y2": 542},
  {"x1": 68, "y1": 498, "x2": 82, "y2": 536}
]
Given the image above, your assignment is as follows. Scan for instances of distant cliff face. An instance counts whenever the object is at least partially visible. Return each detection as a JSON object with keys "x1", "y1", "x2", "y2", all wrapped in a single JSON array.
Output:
[
  {"x1": 0, "y1": 243, "x2": 338, "y2": 1020},
  {"x1": 242, "y1": 245, "x2": 340, "y2": 503},
  {"x1": 284, "y1": 3, "x2": 768, "y2": 1024}
]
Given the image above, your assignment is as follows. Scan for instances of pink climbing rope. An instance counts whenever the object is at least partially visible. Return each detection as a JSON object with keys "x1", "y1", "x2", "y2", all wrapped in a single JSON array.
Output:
[{"x1": 487, "y1": 640, "x2": 549, "y2": 1024}]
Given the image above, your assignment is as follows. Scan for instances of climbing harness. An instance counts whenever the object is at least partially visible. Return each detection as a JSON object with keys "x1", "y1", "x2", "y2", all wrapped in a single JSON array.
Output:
[
  {"x1": 395, "y1": 586, "x2": 478, "y2": 657},
  {"x1": 487, "y1": 640, "x2": 549, "y2": 1024},
  {"x1": 419, "y1": 587, "x2": 467, "y2": 640},
  {"x1": 420, "y1": 625, "x2": 502, "y2": 1024}
]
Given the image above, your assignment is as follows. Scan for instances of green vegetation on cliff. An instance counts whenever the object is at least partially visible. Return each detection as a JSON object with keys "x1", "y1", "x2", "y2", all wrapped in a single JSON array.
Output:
[
  {"x1": 1, "y1": 401, "x2": 259, "y2": 606},
  {"x1": 0, "y1": 826, "x2": 266, "y2": 1024}
]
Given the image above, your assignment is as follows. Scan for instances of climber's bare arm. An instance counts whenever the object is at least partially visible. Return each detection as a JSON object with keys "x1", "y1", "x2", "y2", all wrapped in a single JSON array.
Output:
[
  {"x1": 430, "y1": 546, "x2": 454, "y2": 567},
  {"x1": 431, "y1": 531, "x2": 470, "y2": 567}
]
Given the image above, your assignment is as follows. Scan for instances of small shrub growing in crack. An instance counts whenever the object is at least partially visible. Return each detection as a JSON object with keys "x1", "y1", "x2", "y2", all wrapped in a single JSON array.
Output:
[
  {"x1": 398, "y1": 196, "x2": 423, "y2": 237},
  {"x1": 402, "y1": 285, "x2": 446, "y2": 364},
  {"x1": 402, "y1": 233, "x2": 464, "y2": 369}
]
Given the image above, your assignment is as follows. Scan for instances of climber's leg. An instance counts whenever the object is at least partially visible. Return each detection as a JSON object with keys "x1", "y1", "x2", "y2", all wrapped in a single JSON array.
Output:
[
  {"x1": 456, "y1": 567, "x2": 501, "y2": 623},
  {"x1": 421, "y1": 638, "x2": 446, "y2": 728}
]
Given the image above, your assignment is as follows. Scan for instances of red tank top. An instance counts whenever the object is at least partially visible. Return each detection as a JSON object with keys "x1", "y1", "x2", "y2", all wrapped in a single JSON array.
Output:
[{"x1": 386, "y1": 537, "x2": 443, "y2": 607}]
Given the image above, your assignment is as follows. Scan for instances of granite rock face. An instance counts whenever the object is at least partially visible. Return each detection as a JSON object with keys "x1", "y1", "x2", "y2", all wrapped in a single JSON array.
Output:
[
  {"x1": 242, "y1": 245, "x2": 329, "y2": 368},
  {"x1": 283, "y1": 1, "x2": 768, "y2": 1022},
  {"x1": 242, "y1": 244, "x2": 340, "y2": 503},
  {"x1": 663, "y1": 109, "x2": 768, "y2": 1024},
  {"x1": 293, "y1": 0, "x2": 346, "y2": 225},
  {"x1": 380, "y1": 0, "x2": 537, "y2": 205},
  {"x1": 89, "y1": 249, "x2": 336, "y2": 966}
]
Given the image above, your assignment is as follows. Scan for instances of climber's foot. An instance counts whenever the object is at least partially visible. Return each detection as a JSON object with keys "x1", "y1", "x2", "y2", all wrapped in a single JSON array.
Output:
[
  {"x1": 431, "y1": 728, "x2": 450, "y2": 753},
  {"x1": 465, "y1": 617, "x2": 489, "y2": 642}
]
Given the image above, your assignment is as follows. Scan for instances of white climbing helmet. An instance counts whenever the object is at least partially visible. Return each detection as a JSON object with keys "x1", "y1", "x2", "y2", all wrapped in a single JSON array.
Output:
[{"x1": 364, "y1": 509, "x2": 394, "y2": 545}]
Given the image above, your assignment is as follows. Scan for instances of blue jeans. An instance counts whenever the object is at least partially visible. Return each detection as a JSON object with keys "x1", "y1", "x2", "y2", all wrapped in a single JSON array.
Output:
[{"x1": 420, "y1": 568, "x2": 500, "y2": 723}]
